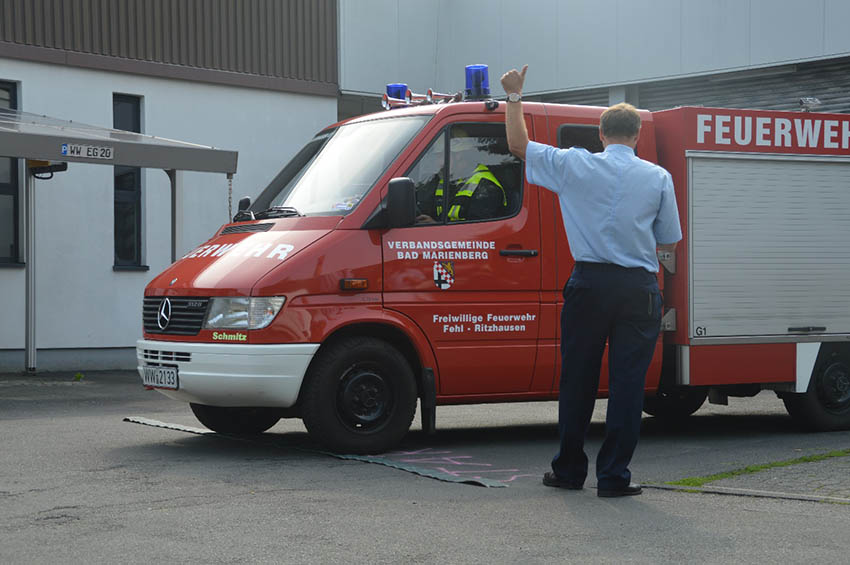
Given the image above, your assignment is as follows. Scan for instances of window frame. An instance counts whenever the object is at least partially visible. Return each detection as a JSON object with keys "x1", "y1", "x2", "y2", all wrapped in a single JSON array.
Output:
[
  {"x1": 112, "y1": 93, "x2": 145, "y2": 269},
  {"x1": 404, "y1": 130, "x2": 447, "y2": 225},
  {"x1": 406, "y1": 121, "x2": 525, "y2": 227},
  {"x1": 0, "y1": 80, "x2": 20, "y2": 265},
  {"x1": 558, "y1": 122, "x2": 642, "y2": 158}
]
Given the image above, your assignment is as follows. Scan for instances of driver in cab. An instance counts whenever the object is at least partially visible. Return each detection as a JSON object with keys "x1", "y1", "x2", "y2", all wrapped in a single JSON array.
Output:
[{"x1": 416, "y1": 134, "x2": 507, "y2": 224}]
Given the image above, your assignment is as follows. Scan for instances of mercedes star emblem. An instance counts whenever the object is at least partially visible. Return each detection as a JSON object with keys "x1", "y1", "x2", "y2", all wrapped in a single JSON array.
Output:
[{"x1": 157, "y1": 298, "x2": 172, "y2": 330}]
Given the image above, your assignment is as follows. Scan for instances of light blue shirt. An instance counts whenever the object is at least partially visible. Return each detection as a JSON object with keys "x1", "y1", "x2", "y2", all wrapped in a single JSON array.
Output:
[{"x1": 525, "y1": 141, "x2": 682, "y2": 273}]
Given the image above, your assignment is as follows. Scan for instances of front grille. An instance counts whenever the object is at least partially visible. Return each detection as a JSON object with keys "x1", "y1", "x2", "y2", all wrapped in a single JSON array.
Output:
[
  {"x1": 220, "y1": 223, "x2": 273, "y2": 235},
  {"x1": 142, "y1": 349, "x2": 192, "y2": 363},
  {"x1": 143, "y1": 297, "x2": 210, "y2": 335}
]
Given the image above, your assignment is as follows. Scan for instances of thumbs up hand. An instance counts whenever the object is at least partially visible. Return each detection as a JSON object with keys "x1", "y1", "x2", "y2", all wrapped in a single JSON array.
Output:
[{"x1": 500, "y1": 65, "x2": 528, "y2": 95}]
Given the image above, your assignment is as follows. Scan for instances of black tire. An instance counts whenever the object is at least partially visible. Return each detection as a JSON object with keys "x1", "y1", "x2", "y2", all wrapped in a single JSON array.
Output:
[
  {"x1": 643, "y1": 387, "x2": 708, "y2": 419},
  {"x1": 300, "y1": 337, "x2": 417, "y2": 454},
  {"x1": 783, "y1": 347, "x2": 850, "y2": 431},
  {"x1": 190, "y1": 404, "x2": 281, "y2": 435}
]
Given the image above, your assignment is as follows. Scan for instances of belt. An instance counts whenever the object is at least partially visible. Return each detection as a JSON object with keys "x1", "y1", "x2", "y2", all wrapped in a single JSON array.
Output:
[{"x1": 574, "y1": 261, "x2": 651, "y2": 274}]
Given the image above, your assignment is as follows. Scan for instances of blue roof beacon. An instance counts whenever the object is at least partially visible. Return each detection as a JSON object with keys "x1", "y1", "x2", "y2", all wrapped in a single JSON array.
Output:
[
  {"x1": 386, "y1": 83, "x2": 408, "y2": 100},
  {"x1": 464, "y1": 64, "x2": 490, "y2": 100}
]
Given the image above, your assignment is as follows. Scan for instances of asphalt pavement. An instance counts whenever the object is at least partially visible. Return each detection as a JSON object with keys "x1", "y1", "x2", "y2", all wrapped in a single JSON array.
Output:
[{"x1": 2, "y1": 370, "x2": 850, "y2": 564}]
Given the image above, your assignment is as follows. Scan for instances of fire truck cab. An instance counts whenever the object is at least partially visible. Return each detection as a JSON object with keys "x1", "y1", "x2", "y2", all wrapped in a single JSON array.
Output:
[{"x1": 138, "y1": 67, "x2": 850, "y2": 454}]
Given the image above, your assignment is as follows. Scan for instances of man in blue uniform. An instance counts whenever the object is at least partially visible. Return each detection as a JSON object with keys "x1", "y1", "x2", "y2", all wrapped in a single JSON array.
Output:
[{"x1": 501, "y1": 65, "x2": 682, "y2": 497}]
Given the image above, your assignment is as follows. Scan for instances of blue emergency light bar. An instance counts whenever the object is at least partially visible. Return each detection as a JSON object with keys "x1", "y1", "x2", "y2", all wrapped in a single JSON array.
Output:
[
  {"x1": 465, "y1": 64, "x2": 490, "y2": 100},
  {"x1": 381, "y1": 65, "x2": 486, "y2": 111}
]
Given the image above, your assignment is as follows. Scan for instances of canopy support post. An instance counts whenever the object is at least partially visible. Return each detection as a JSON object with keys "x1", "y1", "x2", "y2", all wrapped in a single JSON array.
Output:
[
  {"x1": 24, "y1": 168, "x2": 36, "y2": 373},
  {"x1": 165, "y1": 169, "x2": 183, "y2": 264}
]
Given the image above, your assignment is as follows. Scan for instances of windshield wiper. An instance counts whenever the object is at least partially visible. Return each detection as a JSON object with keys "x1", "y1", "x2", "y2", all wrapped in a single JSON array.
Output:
[{"x1": 255, "y1": 206, "x2": 305, "y2": 219}]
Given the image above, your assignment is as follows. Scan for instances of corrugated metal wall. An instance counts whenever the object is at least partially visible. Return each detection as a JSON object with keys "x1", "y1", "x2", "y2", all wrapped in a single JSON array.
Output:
[
  {"x1": 0, "y1": 0, "x2": 337, "y2": 91},
  {"x1": 535, "y1": 87, "x2": 610, "y2": 108},
  {"x1": 640, "y1": 57, "x2": 850, "y2": 113},
  {"x1": 531, "y1": 57, "x2": 850, "y2": 114}
]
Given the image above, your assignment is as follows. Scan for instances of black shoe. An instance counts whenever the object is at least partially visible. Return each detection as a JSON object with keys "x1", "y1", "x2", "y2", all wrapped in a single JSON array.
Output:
[
  {"x1": 542, "y1": 472, "x2": 583, "y2": 490},
  {"x1": 597, "y1": 483, "x2": 642, "y2": 497}
]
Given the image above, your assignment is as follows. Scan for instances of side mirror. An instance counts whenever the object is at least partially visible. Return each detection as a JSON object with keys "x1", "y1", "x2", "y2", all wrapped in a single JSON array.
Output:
[
  {"x1": 232, "y1": 196, "x2": 255, "y2": 222},
  {"x1": 386, "y1": 177, "x2": 416, "y2": 228}
]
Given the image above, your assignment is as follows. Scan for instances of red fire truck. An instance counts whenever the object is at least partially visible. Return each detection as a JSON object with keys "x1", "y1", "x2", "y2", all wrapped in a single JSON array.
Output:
[{"x1": 138, "y1": 67, "x2": 850, "y2": 454}]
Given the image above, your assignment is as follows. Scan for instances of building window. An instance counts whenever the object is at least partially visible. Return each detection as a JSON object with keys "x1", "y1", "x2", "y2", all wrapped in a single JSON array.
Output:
[
  {"x1": 113, "y1": 94, "x2": 143, "y2": 267},
  {"x1": 0, "y1": 81, "x2": 19, "y2": 264}
]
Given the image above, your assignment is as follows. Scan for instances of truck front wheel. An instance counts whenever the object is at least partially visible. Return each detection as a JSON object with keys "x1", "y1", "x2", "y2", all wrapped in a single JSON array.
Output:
[
  {"x1": 301, "y1": 337, "x2": 417, "y2": 454},
  {"x1": 642, "y1": 387, "x2": 708, "y2": 420},
  {"x1": 783, "y1": 347, "x2": 850, "y2": 431},
  {"x1": 189, "y1": 404, "x2": 281, "y2": 434}
]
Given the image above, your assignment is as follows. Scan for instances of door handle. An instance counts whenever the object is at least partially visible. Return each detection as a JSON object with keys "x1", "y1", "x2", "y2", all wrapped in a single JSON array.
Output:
[{"x1": 499, "y1": 249, "x2": 539, "y2": 257}]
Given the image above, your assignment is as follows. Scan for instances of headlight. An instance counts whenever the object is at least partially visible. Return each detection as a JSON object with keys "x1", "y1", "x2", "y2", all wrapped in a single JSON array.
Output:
[{"x1": 203, "y1": 297, "x2": 286, "y2": 330}]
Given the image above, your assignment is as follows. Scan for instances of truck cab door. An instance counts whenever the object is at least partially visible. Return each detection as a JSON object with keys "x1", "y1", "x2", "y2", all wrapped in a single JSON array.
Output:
[{"x1": 382, "y1": 119, "x2": 542, "y2": 396}]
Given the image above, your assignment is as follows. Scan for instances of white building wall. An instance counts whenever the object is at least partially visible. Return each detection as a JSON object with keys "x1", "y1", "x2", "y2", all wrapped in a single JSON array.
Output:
[
  {"x1": 0, "y1": 58, "x2": 336, "y2": 368},
  {"x1": 340, "y1": 0, "x2": 850, "y2": 96}
]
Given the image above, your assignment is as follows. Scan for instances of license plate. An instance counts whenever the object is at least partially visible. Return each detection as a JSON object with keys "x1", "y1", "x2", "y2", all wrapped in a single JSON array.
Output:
[
  {"x1": 142, "y1": 365, "x2": 179, "y2": 390},
  {"x1": 61, "y1": 143, "x2": 113, "y2": 160}
]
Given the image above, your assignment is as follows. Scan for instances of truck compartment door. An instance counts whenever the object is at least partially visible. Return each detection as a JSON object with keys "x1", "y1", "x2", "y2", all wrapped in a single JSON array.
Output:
[{"x1": 687, "y1": 152, "x2": 850, "y2": 340}]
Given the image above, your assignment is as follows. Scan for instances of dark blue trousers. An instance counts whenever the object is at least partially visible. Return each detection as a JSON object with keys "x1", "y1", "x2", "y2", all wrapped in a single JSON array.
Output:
[{"x1": 551, "y1": 262, "x2": 662, "y2": 489}]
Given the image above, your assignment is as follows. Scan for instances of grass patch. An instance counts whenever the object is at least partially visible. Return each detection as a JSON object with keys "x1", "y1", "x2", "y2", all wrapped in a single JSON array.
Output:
[{"x1": 667, "y1": 448, "x2": 850, "y2": 487}]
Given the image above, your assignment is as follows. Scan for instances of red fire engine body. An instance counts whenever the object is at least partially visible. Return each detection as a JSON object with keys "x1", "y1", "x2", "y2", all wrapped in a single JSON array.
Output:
[{"x1": 138, "y1": 97, "x2": 850, "y2": 454}]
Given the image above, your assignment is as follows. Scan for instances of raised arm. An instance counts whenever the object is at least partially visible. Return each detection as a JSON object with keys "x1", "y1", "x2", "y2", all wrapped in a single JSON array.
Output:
[{"x1": 500, "y1": 65, "x2": 529, "y2": 160}]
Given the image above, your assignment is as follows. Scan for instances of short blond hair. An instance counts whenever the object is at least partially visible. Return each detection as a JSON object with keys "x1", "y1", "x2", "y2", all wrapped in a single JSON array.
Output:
[{"x1": 600, "y1": 103, "x2": 641, "y2": 139}]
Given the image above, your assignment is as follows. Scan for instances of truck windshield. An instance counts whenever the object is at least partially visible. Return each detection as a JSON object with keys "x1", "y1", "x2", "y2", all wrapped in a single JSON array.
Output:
[{"x1": 262, "y1": 115, "x2": 429, "y2": 216}]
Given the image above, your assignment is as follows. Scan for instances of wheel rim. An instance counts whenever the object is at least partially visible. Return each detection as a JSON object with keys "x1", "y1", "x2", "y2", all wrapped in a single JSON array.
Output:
[
  {"x1": 816, "y1": 362, "x2": 850, "y2": 414},
  {"x1": 336, "y1": 363, "x2": 394, "y2": 433}
]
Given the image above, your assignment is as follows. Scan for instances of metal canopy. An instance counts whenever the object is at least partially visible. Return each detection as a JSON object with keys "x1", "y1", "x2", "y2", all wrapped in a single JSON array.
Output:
[
  {"x1": 0, "y1": 109, "x2": 239, "y2": 373},
  {"x1": 0, "y1": 109, "x2": 237, "y2": 173}
]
